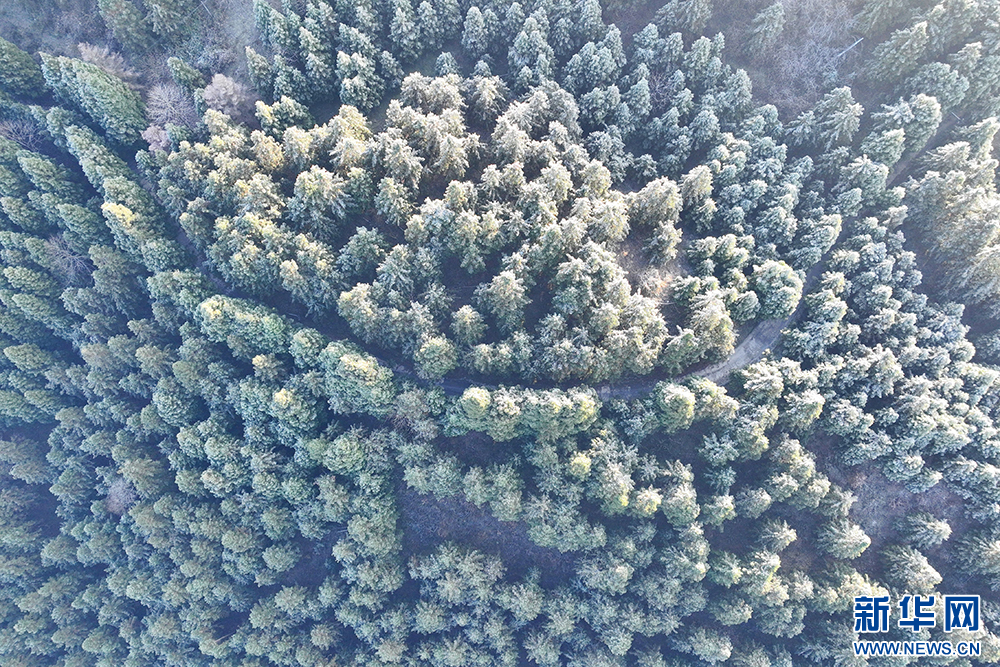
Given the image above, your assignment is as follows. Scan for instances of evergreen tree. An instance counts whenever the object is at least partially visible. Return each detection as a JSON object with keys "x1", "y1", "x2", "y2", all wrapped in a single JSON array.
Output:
[
  {"x1": 40, "y1": 55, "x2": 146, "y2": 145},
  {"x1": 866, "y1": 21, "x2": 929, "y2": 84},
  {"x1": 337, "y1": 51, "x2": 384, "y2": 111},
  {"x1": 475, "y1": 271, "x2": 529, "y2": 336},
  {"x1": 414, "y1": 335, "x2": 458, "y2": 379},
  {"x1": 750, "y1": 260, "x2": 803, "y2": 320},
  {"x1": 857, "y1": 0, "x2": 912, "y2": 36},
  {"x1": 166, "y1": 56, "x2": 204, "y2": 91},
  {"x1": 0, "y1": 37, "x2": 44, "y2": 99},
  {"x1": 576, "y1": 0, "x2": 607, "y2": 43},
  {"x1": 418, "y1": 1, "x2": 443, "y2": 51},
  {"x1": 655, "y1": 0, "x2": 713, "y2": 36},
  {"x1": 245, "y1": 47, "x2": 274, "y2": 99},
  {"x1": 817, "y1": 519, "x2": 871, "y2": 559},
  {"x1": 882, "y1": 545, "x2": 941, "y2": 593},
  {"x1": 744, "y1": 3, "x2": 785, "y2": 58},
  {"x1": 97, "y1": 0, "x2": 152, "y2": 51},
  {"x1": 145, "y1": 0, "x2": 198, "y2": 42},
  {"x1": 897, "y1": 512, "x2": 951, "y2": 549},
  {"x1": 462, "y1": 7, "x2": 491, "y2": 60},
  {"x1": 390, "y1": 0, "x2": 422, "y2": 63},
  {"x1": 812, "y1": 87, "x2": 863, "y2": 150},
  {"x1": 299, "y1": 26, "x2": 337, "y2": 99},
  {"x1": 957, "y1": 533, "x2": 1000, "y2": 588}
]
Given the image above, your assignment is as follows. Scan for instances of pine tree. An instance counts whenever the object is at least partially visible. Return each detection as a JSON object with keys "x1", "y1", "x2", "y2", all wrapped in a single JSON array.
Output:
[
  {"x1": 812, "y1": 87, "x2": 863, "y2": 149},
  {"x1": 417, "y1": 1, "x2": 443, "y2": 50},
  {"x1": 390, "y1": 0, "x2": 422, "y2": 63},
  {"x1": 866, "y1": 21, "x2": 928, "y2": 84},
  {"x1": 655, "y1": 0, "x2": 712, "y2": 37},
  {"x1": 882, "y1": 545, "x2": 941, "y2": 593},
  {"x1": 434, "y1": 0, "x2": 462, "y2": 40},
  {"x1": 145, "y1": 0, "x2": 198, "y2": 42},
  {"x1": 924, "y1": 0, "x2": 979, "y2": 56},
  {"x1": 509, "y1": 18, "x2": 556, "y2": 87},
  {"x1": 966, "y1": 55, "x2": 1000, "y2": 119},
  {"x1": 903, "y1": 62, "x2": 968, "y2": 112},
  {"x1": 661, "y1": 479, "x2": 699, "y2": 526},
  {"x1": 857, "y1": 0, "x2": 912, "y2": 36},
  {"x1": 435, "y1": 52, "x2": 460, "y2": 76},
  {"x1": 817, "y1": 519, "x2": 870, "y2": 559},
  {"x1": 475, "y1": 271, "x2": 529, "y2": 335},
  {"x1": 97, "y1": 0, "x2": 152, "y2": 51},
  {"x1": 166, "y1": 56, "x2": 204, "y2": 91},
  {"x1": 196, "y1": 295, "x2": 293, "y2": 356},
  {"x1": 414, "y1": 335, "x2": 458, "y2": 379},
  {"x1": 959, "y1": 245, "x2": 1000, "y2": 316},
  {"x1": 744, "y1": 2, "x2": 785, "y2": 58},
  {"x1": 336, "y1": 51, "x2": 384, "y2": 111},
  {"x1": 957, "y1": 532, "x2": 1000, "y2": 588},
  {"x1": 860, "y1": 128, "x2": 906, "y2": 167},
  {"x1": 40, "y1": 55, "x2": 146, "y2": 145},
  {"x1": 255, "y1": 95, "x2": 314, "y2": 138},
  {"x1": 897, "y1": 512, "x2": 951, "y2": 548},
  {"x1": 299, "y1": 26, "x2": 337, "y2": 99},
  {"x1": 629, "y1": 177, "x2": 681, "y2": 263},
  {"x1": 653, "y1": 382, "x2": 696, "y2": 432},
  {"x1": 0, "y1": 37, "x2": 44, "y2": 99},
  {"x1": 675, "y1": 627, "x2": 731, "y2": 665},
  {"x1": 501, "y1": 3, "x2": 526, "y2": 44},
  {"x1": 757, "y1": 519, "x2": 797, "y2": 552},
  {"x1": 750, "y1": 260, "x2": 802, "y2": 319},
  {"x1": 245, "y1": 47, "x2": 274, "y2": 99},
  {"x1": 320, "y1": 343, "x2": 397, "y2": 417},
  {"x1": 576, "y1": 0, "x2": 607, "y2": 43},
  {"x1": 462, "y1": 7, "x2": 491, "y2": 60},
  {"x1": 451, "y1": 306, "x2": 486, "y2": 345}
]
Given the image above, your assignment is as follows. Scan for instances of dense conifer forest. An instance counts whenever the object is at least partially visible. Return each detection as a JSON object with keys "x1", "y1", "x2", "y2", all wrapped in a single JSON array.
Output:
[{"x1": 3, "y1": 0, "x2": 1000, "y2": 664}]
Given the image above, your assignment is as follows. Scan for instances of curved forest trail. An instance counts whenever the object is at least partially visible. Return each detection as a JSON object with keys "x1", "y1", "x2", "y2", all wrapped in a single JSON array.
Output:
[
  {"x1": 391, "y1": 261, "x2": 825, "y2": 401},
  {"x1": 201, "y1": 247, "x2": 830, "y2": 401}
]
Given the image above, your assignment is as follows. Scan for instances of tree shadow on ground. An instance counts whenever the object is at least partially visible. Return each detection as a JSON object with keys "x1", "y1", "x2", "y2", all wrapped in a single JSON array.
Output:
[{"x1": 398, "y1": 485, "x2": 576, "y2": 587}]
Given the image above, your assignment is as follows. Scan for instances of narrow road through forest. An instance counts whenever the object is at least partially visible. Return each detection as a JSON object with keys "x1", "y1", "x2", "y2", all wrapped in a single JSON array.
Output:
[
  {"x1": 411, "y1": 256, "x2": 829, "y2": 401},
  {"x1": 198, "y1": 245, "x2": 829, "y2": 401}
]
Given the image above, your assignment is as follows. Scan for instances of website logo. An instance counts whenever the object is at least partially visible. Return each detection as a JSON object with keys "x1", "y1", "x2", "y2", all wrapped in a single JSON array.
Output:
[{"x1": 852, "y1": 594, "x2": 983, "y2": 658}]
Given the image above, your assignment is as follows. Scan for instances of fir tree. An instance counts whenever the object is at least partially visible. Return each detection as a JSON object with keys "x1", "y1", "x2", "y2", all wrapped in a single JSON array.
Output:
[
  {"x1": 744, "y1": 2, "x2": 785, "y2": 58},
  {"x1": 0, "y1": 37, "x2": 44, "y2": 99},
  {"x1": 97, "y1": 0, "x2": 152, "y2": 51},
  {"x1": 40, "y1": 55, "x2": 146, "y2": 145}
]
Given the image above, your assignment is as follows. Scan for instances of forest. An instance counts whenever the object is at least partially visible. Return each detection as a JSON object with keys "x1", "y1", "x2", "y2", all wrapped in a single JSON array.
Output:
[{"x1": 1, "y1": 0, "x2": 1000, "y2": 664}]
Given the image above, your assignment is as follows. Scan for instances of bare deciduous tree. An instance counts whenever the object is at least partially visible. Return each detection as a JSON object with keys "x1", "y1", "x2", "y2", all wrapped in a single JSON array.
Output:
[
  {"x1": 203, "y1": 73, "x2": 254, "y2": 121},
  {"x1": 44, "y1": 236, "x2": 91, "y2": 284},
  {"x1": 146, "y1": 82, "x2": 199, "y2": 127},
  {"x1": 77, "y1": 42, "x2": 140, "y2": 86},
  {"x1": 106, "y1": 477, "x2": 138, "y2": 515},
  {"x1": 0, "y1": 118, "x2": 44, "y2": 150},
  {"x1": 141, "y1": 124, "x2": 171, "y2": 152}
]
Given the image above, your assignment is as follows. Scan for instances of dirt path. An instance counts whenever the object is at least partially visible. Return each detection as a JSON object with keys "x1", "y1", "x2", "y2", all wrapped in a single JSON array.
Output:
[
  {"x1": 688, "y1": 317, "x2": 790, "y2": 385},
  {"x1": 420, "y1": 310, "x2": 801, "y2": 402},
  {"x1": 199, "y1": 236, "x2": 827, "y2": 403},
  {"x1": 593, "y1": 257, "x2": 830, "y2": 399}
]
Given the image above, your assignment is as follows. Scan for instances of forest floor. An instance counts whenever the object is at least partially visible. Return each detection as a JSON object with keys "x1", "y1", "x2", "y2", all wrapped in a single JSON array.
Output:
[
  {"x1": 0, "y1": 0, "x2": 104, "y2": 57},
  {"x1": 810, "y1": 431, "x2": 972, "y2": 582},
  {"x1": 712, "y1": 0, "x2": 866, "y2": 118},
  {"x1": 397, "y1": 485, "x2": 575, "y2": 586},
  {"x1": 0, "y1": 0, "x2": 260, "y2": 92}
]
